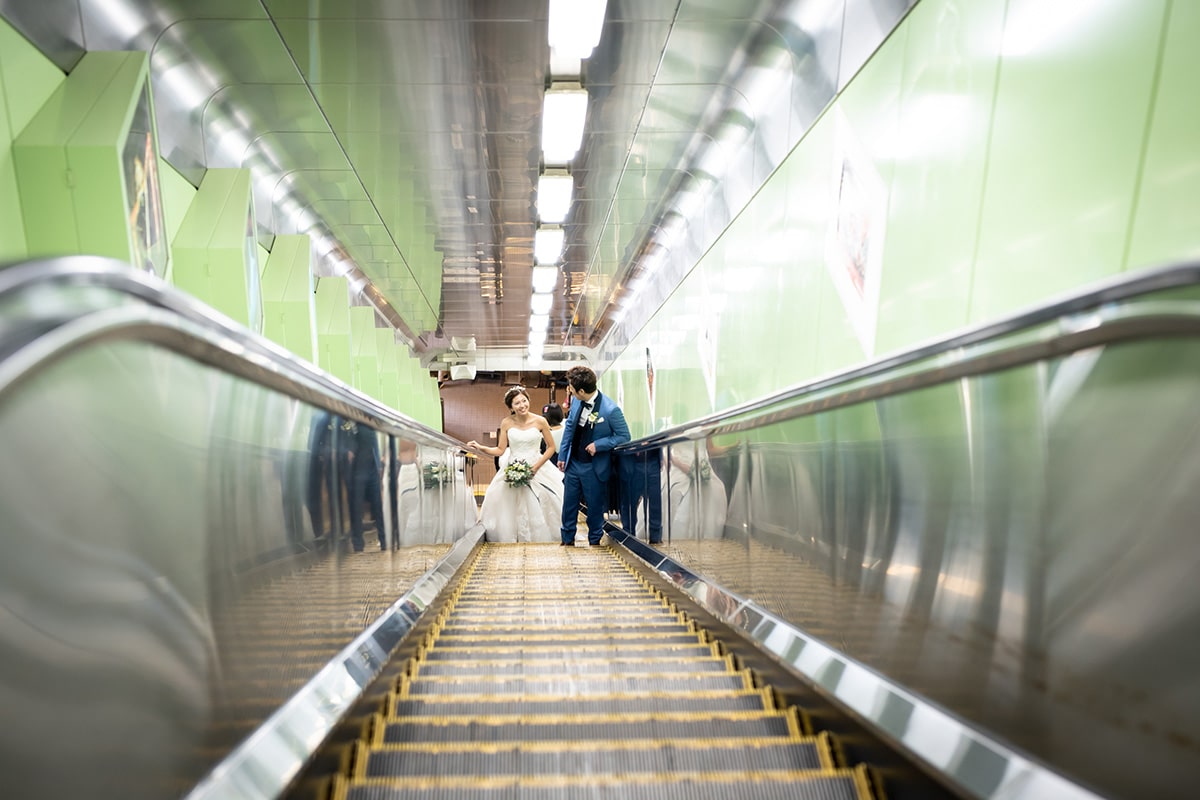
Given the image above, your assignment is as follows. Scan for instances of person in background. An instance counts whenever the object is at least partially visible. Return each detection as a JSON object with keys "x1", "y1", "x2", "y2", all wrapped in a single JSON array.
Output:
[
  {"x1": 557, "y1": 366, "x2": 631, "y2": 546},
  {"x1": 344, "y1": 419, "x2": 386, "y2": 552},
  {"x1": 541, "y1": 403, "x2": 565, "y2": 455},
  {"x1": 620, "y1": 446, "x2": 663, "y2": 544}
]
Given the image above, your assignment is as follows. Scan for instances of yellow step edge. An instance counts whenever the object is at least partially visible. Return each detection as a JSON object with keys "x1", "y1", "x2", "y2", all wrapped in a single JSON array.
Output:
[
  {"x1": 407, "y1": 655, "x2": 733, "y2": 678},
  {"x1": 383, "y1": 709, "x2": 798, "y2": 726},
  {"x1": 342, "y1": 767, "x2": 876, "y2": 795},
  {"x1": 408, "y1": 643, "x2": 721, "y2": 656},
  {"x1": 430, "y1": 632, "x2": 707, "y2": 642},
  {"x1": 363, "y1": 735, "x2": 827, "y2": 756},
  {"x1": 391, "y1": 687, "x2": 773, "y2": 705},
  {"x1": 403, "y1": 668, "x2": 747, "y2": 686},
  {"x1": 441, "y1": 620, "x2": 690, "y2": 632},
  {"x1": 394, "y1": 672, "x2": 751, "y2": 697}
]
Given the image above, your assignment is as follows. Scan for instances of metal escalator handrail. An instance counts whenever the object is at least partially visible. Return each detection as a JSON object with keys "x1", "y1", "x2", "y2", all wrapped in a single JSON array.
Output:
[
  {"x1": 0, "y1": 255, "x2": 459, "y2": 448},
  {"x1": 617, "y1": 260, "x2": 1200, "y2": 452}
]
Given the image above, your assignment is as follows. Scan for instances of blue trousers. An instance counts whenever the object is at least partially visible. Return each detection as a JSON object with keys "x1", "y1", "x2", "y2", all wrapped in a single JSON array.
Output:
[
  {"x1": 620, "y1": 454, "x2": 662, "y2": 543},
  {"x1": 561, "y1": 461, "x2": 608, "y2": 545}
]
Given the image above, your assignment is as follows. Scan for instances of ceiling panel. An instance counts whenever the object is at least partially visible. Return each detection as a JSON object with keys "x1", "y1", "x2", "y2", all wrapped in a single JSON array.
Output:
[{"x1": 1, "y1": 0, "x2": 905, "y2": 369}]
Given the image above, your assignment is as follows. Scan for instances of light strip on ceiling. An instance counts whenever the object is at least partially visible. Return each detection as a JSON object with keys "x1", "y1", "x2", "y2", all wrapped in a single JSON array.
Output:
[
  {"x1": 532, "y1": 265, "x2": 559, "y2": 293},
  {"x1": 530, "y1": 293, "x2": 553, "y2": 315},
  {"x1": 537, "y1": 173, "x2": 574, "y2": 223},
  {"x1": 533, "y1": 227, "x2": 565, "y2": 264},
  {"x1": 541, "y1": 87, "x2": 588, "y2": 163},
  {"x1": 548, "y1": 0, "x2": 608, "y2": 60}
]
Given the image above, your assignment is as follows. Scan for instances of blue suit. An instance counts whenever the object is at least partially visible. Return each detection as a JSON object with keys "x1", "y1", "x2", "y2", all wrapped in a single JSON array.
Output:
[{"x1": 559, "y1": 391, "x2": 631, "y2": 545}]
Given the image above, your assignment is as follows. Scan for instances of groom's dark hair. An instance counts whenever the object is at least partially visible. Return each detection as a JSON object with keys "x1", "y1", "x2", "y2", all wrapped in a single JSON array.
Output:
[{"x1": 566, "y1": 365, "x2": 597, "y2": 394}]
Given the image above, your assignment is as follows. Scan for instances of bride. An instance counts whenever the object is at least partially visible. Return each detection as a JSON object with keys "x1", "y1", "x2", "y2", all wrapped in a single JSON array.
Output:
[{"x1": 467, "y1": 386, "x2": 564, "y2": 543}]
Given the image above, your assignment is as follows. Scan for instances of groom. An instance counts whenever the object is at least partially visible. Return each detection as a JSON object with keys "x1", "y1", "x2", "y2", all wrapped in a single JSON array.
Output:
[{"x1": 558, "y1": 365, "x2": 631, "y2": 546}]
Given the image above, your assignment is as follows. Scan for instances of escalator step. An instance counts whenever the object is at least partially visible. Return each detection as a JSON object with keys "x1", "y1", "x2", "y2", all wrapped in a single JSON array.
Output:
[
  {"x1": 362, "y1": 740, "x2": 828, "y2": 777},
  {"x1": 414, "y1": 657, "x2": 729, "y2": 676},
  {"x1": 442, "y1": 619, "x2": 686, "y2": 631},
  {"x1": 336, "y1": 767, "x2": 875, "y2": 800},
  {"x1": 391, "y1": 691, "x2": 771, "y2": 717},
  {"x1": 420, "y1": 643, "x2": 716, "y2": 660},
  {"x1": 400, "y1": 673, "x2": 748, "y2": 696},
  {"x1": 430, "y1": 633, "x2": 703, "y2": 647},
  {"x1": 381, "y1": 714, "x2": 797, "y2": 743}
]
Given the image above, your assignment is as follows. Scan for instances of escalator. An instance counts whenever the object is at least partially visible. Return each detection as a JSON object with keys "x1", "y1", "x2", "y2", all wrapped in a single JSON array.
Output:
[{"x1": 316, "y1": 542, "x2": 884, "y2": 800}]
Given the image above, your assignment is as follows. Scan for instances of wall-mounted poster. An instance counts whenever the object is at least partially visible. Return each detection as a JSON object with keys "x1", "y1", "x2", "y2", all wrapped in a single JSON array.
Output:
[
  {"x1": 122, "y1": 82, "x2": 167, "y2": 277},
  {"x1": 825, "y1": 107, "x2": 886, "y2": 356}
]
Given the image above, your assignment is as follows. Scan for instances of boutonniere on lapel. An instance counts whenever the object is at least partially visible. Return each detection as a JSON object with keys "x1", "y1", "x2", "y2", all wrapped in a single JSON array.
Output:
[{"x1": 584, "y1": 411, "x2": 601, "y2": 428}]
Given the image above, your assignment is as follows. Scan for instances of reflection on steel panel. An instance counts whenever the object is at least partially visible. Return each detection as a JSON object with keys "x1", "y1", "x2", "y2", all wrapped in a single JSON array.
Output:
[{"x1": 625, "y1": 285, "x2": 1200, "y2": 800}]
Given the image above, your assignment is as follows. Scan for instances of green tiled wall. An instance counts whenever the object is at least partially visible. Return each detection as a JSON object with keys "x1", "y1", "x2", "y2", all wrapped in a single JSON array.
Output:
[{"x1": 615, "y1": 0, "x2": 1194, "y2": 435}]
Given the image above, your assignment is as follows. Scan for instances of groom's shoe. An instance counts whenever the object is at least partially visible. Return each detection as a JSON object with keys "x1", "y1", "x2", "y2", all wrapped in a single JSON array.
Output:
[{"x1": 559, "y1": 541, "x2": 574, "y2": 546}]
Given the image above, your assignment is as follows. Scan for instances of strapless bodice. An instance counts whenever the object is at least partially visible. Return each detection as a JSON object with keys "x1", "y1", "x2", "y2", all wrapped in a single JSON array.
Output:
[{"x1": 507, "y1": 425, "x2": 544, "y2": 462}]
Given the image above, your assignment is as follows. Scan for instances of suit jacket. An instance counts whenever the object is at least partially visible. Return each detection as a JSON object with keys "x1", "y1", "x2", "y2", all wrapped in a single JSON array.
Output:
[{"x1": 558, "y1": 391, "x2": 631, "y2": 483}]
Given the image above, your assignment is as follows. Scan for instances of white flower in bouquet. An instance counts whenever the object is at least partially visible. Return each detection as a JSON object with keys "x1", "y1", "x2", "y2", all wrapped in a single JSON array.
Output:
[{"x1": 504, "y1": 459, "x2": 535, "y2": 487}]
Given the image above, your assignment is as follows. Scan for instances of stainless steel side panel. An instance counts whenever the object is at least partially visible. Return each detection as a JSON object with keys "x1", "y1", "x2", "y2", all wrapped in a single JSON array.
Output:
[{"x1": 642, "y1": 328, "x2": 1200, "y2": 800}]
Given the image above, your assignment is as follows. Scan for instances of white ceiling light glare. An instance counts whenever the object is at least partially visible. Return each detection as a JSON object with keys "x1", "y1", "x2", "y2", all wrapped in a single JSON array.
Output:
[
  {"x1": 532, "y1": 264, "x2": 559, "y2": 293},
  {"x1": 529, "y1": 327, "x2": 547, "y2": 346},
  {"x1": 537, "y1": 172, "x2": 574, "y2": 223},
  {"x1": 541, "y1": 86, "x2": 588, "y2": 163},
  {"x1": 534, "y1": 227, "x2": 565, "y2": 264},
  {"x1": 530, "y1": 293, "x2": 553, "y2": 315},
  {"x1": 548, "y1": 0, "x2": 608, "y2": 60},
  {"x1": 529, "y1": 312, "x2": 550, "y2": 331}
]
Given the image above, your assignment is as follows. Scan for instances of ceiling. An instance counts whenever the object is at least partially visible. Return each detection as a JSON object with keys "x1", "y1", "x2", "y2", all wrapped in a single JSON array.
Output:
[{"x1": 1, "y1": 0, "x2": 911, "y2": 370}]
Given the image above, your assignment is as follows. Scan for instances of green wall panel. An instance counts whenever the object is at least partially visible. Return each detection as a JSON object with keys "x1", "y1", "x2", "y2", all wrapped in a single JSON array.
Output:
[
  {"x1": 0, "y1": 18, "x2": 66, "y2": 263},
  {"x1": 172, "y1": 168, "x2": 261, "y2": 329},
  {"x1": 350, "y1": 305, "x2": 380, "y2": 398},
  {"x1": 873, "y1": 0, "x2": 1005, "y2": 356},
  {"x1": 613, "y1": 0, "x2": 1200, "y2": 439},
  {"x1": 1125, "y1": 0, "x2": 1200, "y2": 270},
  {"x1": 0, "y1": 19, "x2": 65, "y2": 140},
  {"x1": 158, "y1": 161, "x2": 197, "y2": 282},
  {"x1": 968, "y1": 0, "x2": 1167, "y2": 322},
  {"x1": 314, "y1": 276, "x2": 352, "y2": 383},
  {"x1": 13, "y1": 51, "x2": 157, "y2": 269},
  {"x1": 261, "y1": 234, "x2": 315, "y2": 363}
]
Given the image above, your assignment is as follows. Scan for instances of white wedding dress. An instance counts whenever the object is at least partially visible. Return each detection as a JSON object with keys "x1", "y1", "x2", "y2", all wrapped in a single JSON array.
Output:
[
  {"x1": 479, "y1": 426, "x2": 564, "y2": 543},
  {"x1": 668, "y1": 442, "x2": 728, "y2": 540}
]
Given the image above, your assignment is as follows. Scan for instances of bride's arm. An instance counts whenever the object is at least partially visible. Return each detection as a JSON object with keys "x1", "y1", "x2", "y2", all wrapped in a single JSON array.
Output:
[{"x1": 467, "y1": 419, "x2": 509, "y2": 457}]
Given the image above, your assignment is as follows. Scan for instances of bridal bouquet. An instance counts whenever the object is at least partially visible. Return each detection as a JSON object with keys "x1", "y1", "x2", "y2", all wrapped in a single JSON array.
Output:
[
  {"x1": 503, "y1": 459, "x2": 535, "y2": 487},
  {"x1": 422, "y1": 461, "x2": 451, "y2": 489},
  {"x1": 696, "y1": 459, "x2": 712, "y2": 481}
]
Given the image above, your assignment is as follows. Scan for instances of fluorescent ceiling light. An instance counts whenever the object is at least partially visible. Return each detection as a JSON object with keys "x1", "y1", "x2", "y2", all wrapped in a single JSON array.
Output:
[
  {"x1": 537, "y1": 174, "x2": 574, "y2": 223},
  {"x1": 548, "y1": 0, "x2": 607, "y2": 60},
  {"x1": 542, "y1": 89, "x2": 588, "y2": 163},
  {"x1": 532, "y1": 265, "x2": 559, "y2": 293},
  {"x1": 529, "y1": 328, "x2": 547, "y2": 346},
  {"x1": 529, "y1": 313, "x2": 550, "y2": 331},
  {"x1": 530, "y1": 293, "x2": 553, "y2": 315},
  {"x1": 534, "y1": 227, "x2": 565, "y2": 264}
]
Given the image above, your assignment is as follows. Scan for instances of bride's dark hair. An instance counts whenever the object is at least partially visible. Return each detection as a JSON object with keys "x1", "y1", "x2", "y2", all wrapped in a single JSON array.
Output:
[{"x1": 503, "y1": 385, "x2": 529, "y2": 409}]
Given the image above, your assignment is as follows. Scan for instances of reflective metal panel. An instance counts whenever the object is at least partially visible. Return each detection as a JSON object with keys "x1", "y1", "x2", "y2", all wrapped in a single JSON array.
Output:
[
  {"x1": 0, "y1": 260, "x2": 480, "y2": 799},
  {"x1": 614, "y1": 288, "x2": 1200, "y2": 799}
]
